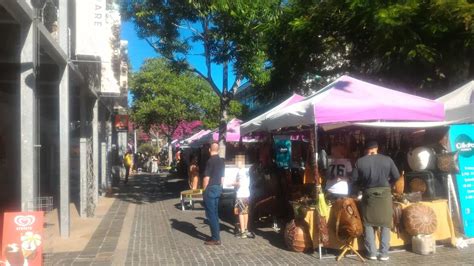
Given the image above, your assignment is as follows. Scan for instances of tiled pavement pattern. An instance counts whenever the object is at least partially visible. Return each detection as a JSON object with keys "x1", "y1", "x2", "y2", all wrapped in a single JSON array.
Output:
[
  {"x1": 45, "y1": 199, "x2": 129, "y2": 265},
  {"x1": 47, "y1": 172, "x2": 474, "y2": 265}
]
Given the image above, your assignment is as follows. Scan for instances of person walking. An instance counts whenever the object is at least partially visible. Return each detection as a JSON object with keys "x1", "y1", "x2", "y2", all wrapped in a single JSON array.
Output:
[
  {"x1": 352, "y1": 141, "x2": 400, "y2": 261},
  {"x1": 123, "y1": 150, "x2": 134, "y2": 184},
  {"x1": 203, "y1": 143, "x2": 225, "y2": 245}
]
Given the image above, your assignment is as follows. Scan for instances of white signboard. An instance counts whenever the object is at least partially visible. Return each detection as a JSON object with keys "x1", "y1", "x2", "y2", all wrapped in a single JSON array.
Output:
[
  {"x1": 75, "y1": 0, "x2": 106, "y2": 56},
  {"x1": 76, "y1": 0, "x2": 121, "y2": 94}
]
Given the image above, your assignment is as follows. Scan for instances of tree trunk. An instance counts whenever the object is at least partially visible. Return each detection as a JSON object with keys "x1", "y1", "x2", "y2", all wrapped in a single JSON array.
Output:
[
  {"x1": 218, "y1": 60, "x2": 229, "y2": 159},
  {"x1": 219, "y1": 99, "x2": 228, "y2": 159}
]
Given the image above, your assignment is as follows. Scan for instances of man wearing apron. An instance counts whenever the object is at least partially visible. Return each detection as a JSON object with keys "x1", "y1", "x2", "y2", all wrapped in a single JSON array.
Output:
[{"x1": 352, "y1": 141, "x2": 400, "y2": 261}]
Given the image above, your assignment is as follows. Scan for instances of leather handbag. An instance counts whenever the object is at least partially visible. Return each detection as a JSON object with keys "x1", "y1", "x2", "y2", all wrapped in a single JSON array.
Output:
[
  {"x1": 334, "y1": 198, "x2": 363, "y2": 240},
  {"x1": 392, "y1": 202, "x2": 404, "y2": 238}
]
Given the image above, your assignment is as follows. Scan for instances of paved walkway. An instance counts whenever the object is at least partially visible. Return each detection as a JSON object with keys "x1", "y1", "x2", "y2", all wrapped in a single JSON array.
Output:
[{"x1": 46, "y1": 173, "x2": 474, "y2": 265}]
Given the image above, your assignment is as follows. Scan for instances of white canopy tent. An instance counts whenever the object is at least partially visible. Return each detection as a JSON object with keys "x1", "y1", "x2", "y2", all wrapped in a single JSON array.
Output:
[
  {"x1": 240, "y1": 94, "x2": 304, "y2": 135},
  {"x1": 437, "y1": 80, "x2": 474, "y2": 124}
]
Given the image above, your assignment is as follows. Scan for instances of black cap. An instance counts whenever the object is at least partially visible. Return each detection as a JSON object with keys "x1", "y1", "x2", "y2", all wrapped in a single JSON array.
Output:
[{"x1": 365, "y1": 140, "x2": 378, "y2": 149}]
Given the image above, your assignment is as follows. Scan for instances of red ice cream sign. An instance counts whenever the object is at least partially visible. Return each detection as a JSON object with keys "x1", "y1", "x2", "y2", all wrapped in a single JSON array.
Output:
[{"x1": 1, "y1": 212, "x2": 43, "y2": 266}]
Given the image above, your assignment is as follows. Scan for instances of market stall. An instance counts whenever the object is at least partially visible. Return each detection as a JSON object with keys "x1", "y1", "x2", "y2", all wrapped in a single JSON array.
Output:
[
  {"x1": 241, "y1": 75, "x2": 455, "y2": 257},
  {"x1": 304, "y1": 200, "x2": 456, "y2": 249}
]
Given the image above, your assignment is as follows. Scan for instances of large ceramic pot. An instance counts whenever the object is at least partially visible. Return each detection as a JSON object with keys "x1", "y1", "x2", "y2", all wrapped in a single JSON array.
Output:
[{"x1": 284, "y1": 219, "x2": 312, "y2": 252}]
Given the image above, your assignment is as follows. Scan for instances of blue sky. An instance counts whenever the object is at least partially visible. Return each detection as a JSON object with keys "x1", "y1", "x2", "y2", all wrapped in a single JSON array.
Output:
[{"x1": 121, "y1": 21, "x2": 236, "y2": 106}]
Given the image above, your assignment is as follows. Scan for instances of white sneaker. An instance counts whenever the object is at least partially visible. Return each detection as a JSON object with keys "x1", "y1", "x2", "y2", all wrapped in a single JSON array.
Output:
[
  {"x1": 366, "y1": 256, "x2": 377, "y2": 260},
  {"x1": 379, "y1": 256, "x2": 389, "y2": 261}
]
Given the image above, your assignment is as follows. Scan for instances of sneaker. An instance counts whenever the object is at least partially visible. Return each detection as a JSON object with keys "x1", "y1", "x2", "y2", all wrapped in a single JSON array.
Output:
[
  {"x1": 238, "y1": 232, "x2": 247, "y2": 239},
  {"x1": 366, "y1": 255, "x2": 377, "y2": 261},
  {"x1": 246, "y1": 231, "x2": 255, "y2": 239},
  {"x1": 379, "y1": 256, "x2": 389, "y2": 261}
]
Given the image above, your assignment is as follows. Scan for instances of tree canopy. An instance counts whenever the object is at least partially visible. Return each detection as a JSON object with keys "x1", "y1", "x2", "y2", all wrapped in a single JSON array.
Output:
[
  {"x1": 255, "y1": 0, "x2": 474, "y2": 98},
  {"x1": 130, "y1": 58, "x2": 242, "y2": 141},
  {"x1": 121, "y1": 0, "x2": 278, "y2": 156}
]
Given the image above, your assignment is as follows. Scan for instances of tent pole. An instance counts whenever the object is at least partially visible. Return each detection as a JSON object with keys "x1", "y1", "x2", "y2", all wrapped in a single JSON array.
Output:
[
  {"x1": 311, "y1": 123, "x2": 324, "y2": 259},
  {"x1": 311, "y1": 124, "x2": 320, "y2": 185}
]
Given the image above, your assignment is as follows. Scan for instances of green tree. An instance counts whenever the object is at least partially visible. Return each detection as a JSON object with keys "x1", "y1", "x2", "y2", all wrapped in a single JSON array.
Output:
[
  {"x1": 121, "y1": 0, "x2": 276, "y2": 156},
  {"x1": 130, "y1": 58, "x2": 241, "y2": 164},
  {"x1": 258, "y1": 0, "x2": 474, "y2": 98}
]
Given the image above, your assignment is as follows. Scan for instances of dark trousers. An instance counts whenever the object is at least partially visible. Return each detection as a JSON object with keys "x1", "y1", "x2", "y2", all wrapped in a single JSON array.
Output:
[
  {"x1": 125, "y1": 166, "x2": 130, "y2": 182},
  {"x1": 203, "y1": 185, "x2": 222, "y2": 241}
]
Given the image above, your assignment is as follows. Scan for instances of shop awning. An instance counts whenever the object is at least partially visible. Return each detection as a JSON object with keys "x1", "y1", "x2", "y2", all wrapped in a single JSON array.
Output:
[
  {"x1": 240, "y1": 94, "x2": 305, "y2": 135},
  {"x1": 261, "y1": 75, "x2": 445, "y2": 131}
]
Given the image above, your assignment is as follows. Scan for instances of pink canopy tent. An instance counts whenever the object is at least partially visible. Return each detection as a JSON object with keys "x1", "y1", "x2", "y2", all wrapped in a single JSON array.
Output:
[
  {"x1": 262, "y1": 75, "x2": 445, "y2": 131},
  {"x1": 212, "y1": 118, "x2": 242, "y2": 142},
  {"x1": 191, "y1": 119, "x2": 260, "y2": 147}
]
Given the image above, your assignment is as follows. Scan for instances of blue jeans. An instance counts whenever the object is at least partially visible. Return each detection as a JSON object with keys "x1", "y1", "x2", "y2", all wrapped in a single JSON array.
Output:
[
  {"x1": 364, "y1": 225, "x2": 390, "y2": 257},
  {"x1": 204, "y1": 185, "x2": 222, "y2": 241}
]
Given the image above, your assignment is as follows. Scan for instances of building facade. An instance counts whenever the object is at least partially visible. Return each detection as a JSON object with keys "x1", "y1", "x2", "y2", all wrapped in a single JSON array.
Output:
[{"x1": 0, "y1": 0, "x2": 128, "y2": 238}]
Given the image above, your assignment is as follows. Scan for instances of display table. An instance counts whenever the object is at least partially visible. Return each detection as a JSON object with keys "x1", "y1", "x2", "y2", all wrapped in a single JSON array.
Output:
[
  {"x1": 305, "y1": 199, "x2": 456, "y2": 250},
  {"x1": 180, "y1": 189, "x2": 203, "y2": 211}
]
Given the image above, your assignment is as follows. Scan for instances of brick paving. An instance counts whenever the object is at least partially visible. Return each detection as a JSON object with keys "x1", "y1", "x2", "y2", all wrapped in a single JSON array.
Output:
[{"x1": 47, "y1": 172, "x2": 474, "y2": 265}]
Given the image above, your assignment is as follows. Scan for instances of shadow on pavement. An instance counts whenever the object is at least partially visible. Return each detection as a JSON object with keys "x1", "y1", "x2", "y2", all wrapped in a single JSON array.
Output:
[
  {"x1": 110, "y1": 172, "x2": 188, "y2": 205},
  {"x1": 195, "y1": 217, "x2": 236, "y2": 235},
  {"x1": 170, "y1": 218, "x2": 209, "y2": 241}
]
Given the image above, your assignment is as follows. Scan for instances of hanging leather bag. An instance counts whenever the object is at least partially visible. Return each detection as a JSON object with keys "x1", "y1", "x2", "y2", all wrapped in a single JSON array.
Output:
[
  {"x1": 334, "y1": 198, "x2": 363, "y2": 241},
  {"x1": 392, "y1": 202, "x2": 404, "y2": 238},
  {"x1": 436, "y1": 152, "x2": 459, "y2": 173}
]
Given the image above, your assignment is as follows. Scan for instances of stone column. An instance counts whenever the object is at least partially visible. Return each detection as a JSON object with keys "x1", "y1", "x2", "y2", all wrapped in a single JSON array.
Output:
[
  {"x1": 20, "y1": 21, "x2": 36, "y2": 211},
  {"x1": 58, "y1": 0, "x2": 70, "y2": 238},
  {"x1": 79, "y1": 138, "x2": 87, "y2": 217},
  {"x1": 92, "y1": 98, "x2": 99, "y2": 207},
  {"x1": 101, "y1": 142, "x2": 107, "y2": 194}
]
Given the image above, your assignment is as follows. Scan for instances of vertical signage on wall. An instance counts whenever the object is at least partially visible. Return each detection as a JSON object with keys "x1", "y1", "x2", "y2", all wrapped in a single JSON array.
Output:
[
  {"x1": 449, "y1": 124, "x2": 474, "y2": 237},
  {"x1": 1, "y1": 212, "x2": 44, "y2": 266},
  {"x1": 75, "y1": 0, "x2": 106, "y2": 56}
]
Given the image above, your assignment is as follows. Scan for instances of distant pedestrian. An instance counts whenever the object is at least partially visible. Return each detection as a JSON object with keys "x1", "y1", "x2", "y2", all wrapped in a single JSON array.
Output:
[
  {"x1": 352, "y1": 140, "x2": 400, "y2": 261},
  {"x1": 123, "y1": 150, "x2": 134, "y2": 184},
  {"x1": 151, "y1": 154, "x2": 159, "y2": 173},
  {"x1": 203, "y1": 142, "x2": 225, "y2": 245}
]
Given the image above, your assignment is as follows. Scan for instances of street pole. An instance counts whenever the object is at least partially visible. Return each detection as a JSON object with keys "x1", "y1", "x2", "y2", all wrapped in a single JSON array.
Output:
[{"x1": 134, "y1": 129, "x2": 137, "y2": 153}]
